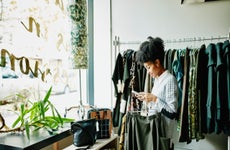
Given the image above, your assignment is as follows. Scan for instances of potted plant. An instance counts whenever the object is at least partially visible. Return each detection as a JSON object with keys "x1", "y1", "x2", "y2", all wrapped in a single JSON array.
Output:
[{"x1": 10, "y1": 87, "x2": 74, "y2": 139}]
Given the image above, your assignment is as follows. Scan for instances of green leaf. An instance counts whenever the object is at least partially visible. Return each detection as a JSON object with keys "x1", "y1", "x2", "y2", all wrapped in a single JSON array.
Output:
[
  {"x1": 12, "y1": 116, "x2": 21, "y2": 128},
  {"x1": 45, "y1": 117, "x2": 59, "y2": 130},
  {"x1": 20, "y1": 104, "x2": 25, "y2": 118},
  {"x1": 61, "y1": 118, "x2": 74, "y2": 123},
  {"x1": 39, "y1": 101, "x2": 45, "y2": 119},
  {"x1": 25, "y1": 121, "x2": 30, "y2": 140},
  {"x1": 43, "y1": 87, "x2": 52, "y2": 103}
]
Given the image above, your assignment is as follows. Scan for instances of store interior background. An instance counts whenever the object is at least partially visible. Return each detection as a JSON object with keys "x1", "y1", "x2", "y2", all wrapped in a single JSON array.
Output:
[
  {"x1": 0, "y1": 0, "x2": 230, "y2": 150},
  {"x1": 93, "y1": 0, "x2": 230, "y2": 150}
]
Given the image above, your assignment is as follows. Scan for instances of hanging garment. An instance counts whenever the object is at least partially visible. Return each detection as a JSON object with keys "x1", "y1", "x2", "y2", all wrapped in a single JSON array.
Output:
[
  {"x1": 215, "y1": 42, "x2": 227, "y2": 134},
  {"x1": 222, "y1": 40, "x2": 230, "y2": 135},
  {"x1": 188, "y1": 49, "x2": 199, "y2": 139},
  {"x1": 125, "y1": 112, "x2": 170, "y2": 150},
  {"x1": 136, "y1": 63, "x2": 147, "y2": 92},
  {"x1": 128, "y1": 51, "x2": 147, "y2": 112},
  {"x1": 223, "y1": 40, "x2": 230, "y2": 121},
  {"x1": 119, "y1": 114, "x2": 127, "y2": 150},
  {"x1": 122, "y1": 49, "x2": 135, "y2": 102},
  {"x1": 118, "y1": 50, "x2": 147, "y2": 148},
  {"x1": 172, "y1": 50, "x2": 184, "y2": 118},
  {"x1": 127, "y1": 51, "x2": 141, "y2": 112},
  {"x1": 112, "y1": 53, "x2": 124, "y2": 127},
  {"x1": 164, "y1": 49, "x2": 170, "y2": 70},
  {"x1": 195, "y1": 44, "x2": 207, "y2": 139},
  {"x1": 178, "y1": 48, "x2": 191, "y2": 143},
  {"x1": 115, "y1": 49, "x2": 134, "y2": 135},
  {"x1": 205, "y1": 43, "x2": 217, "y2": 134},
  {"x1": 167, "y1": 49, "x2": 176, "y2": 75},
  {"x1": 115, "y1": 49, "x2": 147, "y2": 135}
]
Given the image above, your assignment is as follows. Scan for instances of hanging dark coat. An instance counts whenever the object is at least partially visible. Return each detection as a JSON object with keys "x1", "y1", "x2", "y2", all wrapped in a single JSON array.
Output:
[
  {"x1": 222, "y1": 40, "x2": 230, "y2": 135},
  {"x1": 215, "y1": 42, "x2": 228, "y2": 134},
  {"x1": 117, "y1": 49, "x2": 134, "y2": 135},
  {"x1": 196, "y1": 44, "x2": 207, "y2": 138},
  {"x1": 112, "y1": 53, "x2": 124, "y2": 127},
  {"x1": 205, "y1": 43, "x2": 217, "y2": 134},
  {"x1": 223, "y1": 40, "x2": 230, "y2": 122},
  {"x1": 178, "y1": 48, "x2": 191, "y2": 143}
]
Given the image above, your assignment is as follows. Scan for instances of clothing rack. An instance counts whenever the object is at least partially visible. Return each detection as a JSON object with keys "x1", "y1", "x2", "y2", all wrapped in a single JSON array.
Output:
[
  {"x1": 113, "y1": 34, "x2": 230, "y2": 47},
  {"x1": 113, "y1": 31, "x2": 230, "y2": 148},
  {"x1": 165, "y1": 36, "x2": 229, "y2": 43},
  {"x1": 113, "y1": 34, "x2": 230, "y2": 57}
]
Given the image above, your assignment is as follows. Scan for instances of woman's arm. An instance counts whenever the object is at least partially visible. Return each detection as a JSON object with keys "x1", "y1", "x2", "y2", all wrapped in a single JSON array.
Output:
[{"x1": 155, "y1": 78, "x2": 178, "y2": 119}]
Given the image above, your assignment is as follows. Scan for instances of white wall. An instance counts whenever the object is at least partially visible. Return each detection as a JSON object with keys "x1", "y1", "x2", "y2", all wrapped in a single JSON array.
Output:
[
  {"x1": 112, "y1": 0, "x2": 230, "y2": 46},
  {"x1": 93, "y1": 0, "x2": 230, "y2": 149},
  {"x1": 93, "y1": 0, "x2": 112, "y2": 108}
]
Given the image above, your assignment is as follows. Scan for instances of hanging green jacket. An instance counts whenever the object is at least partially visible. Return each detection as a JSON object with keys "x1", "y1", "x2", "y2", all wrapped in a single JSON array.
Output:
[{"x1": 205, "y1": 43, "x2": 216, "y2": 134}]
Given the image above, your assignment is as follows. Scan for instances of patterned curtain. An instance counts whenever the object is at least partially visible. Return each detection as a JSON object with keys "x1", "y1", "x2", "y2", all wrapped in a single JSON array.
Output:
[{"x1": 68, "y1": 0, "x2": 88, "y2": 69}]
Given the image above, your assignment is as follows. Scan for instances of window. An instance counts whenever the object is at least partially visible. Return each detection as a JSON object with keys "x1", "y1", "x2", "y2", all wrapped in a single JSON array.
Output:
[{"x1": 0, "y1": 0, "x2": 87, "y2": 124}]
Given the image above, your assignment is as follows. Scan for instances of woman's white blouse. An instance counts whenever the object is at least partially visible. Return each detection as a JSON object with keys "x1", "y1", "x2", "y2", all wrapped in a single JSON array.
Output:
[{"x1": 148, "y1": 70, "x2": 178, "y2": 139}]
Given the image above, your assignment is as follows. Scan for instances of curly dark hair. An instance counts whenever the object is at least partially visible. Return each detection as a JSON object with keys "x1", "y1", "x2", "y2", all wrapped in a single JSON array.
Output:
[{"x1": 136, "y1": 36, "x2": 165, "y2": 65}]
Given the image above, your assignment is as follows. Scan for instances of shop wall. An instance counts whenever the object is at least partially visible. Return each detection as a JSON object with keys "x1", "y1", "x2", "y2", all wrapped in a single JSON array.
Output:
[{"x1": 111, "y1": 0, "x2": 230, "y2": 48}]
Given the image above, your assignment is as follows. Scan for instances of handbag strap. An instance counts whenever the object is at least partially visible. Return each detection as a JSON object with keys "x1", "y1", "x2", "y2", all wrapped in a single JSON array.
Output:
[{"x1": 73, "y1": 122, "x2": 95, "y2": 146}]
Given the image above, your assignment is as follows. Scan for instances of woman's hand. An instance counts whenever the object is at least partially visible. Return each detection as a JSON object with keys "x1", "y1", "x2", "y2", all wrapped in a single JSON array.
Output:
[{"x1": 136, "y1": 92, "x2": 157, "y2": 103}]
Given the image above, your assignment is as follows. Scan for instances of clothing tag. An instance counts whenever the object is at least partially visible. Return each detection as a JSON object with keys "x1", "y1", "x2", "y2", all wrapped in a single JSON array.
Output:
[
  {"x1": 117, "y1": 79, "x2": 124, "y2": 93},
  {"x1": 121, "y1": 82, "x2": 125, "y2": 93},
  {"x1": 141, "y1": 101, "x2": 148, "y2": 116},
  {"x1": 96, "y1": 121, "x2": 99, "y2": 132},
  {"x1": 120, "y1": 99, "x2": 127, "y2": 113}
]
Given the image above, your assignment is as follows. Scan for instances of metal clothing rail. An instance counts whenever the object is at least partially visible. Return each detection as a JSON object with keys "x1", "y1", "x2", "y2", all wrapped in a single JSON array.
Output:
[
  {"x1": 113, "y1": 34, "x2": 230, "y2": 47},
  {"x1": 113, "y1": 36, "x2": 141, "y2": 47},
  {"x1": 165, "y1": 36, "x2": 229, "y2": 43}
]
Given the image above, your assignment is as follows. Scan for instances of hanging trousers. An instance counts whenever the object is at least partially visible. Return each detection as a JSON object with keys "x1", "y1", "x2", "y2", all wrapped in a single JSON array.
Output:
[{"x1": 125, "y1": 112, "x2": 170, "y2": 150}]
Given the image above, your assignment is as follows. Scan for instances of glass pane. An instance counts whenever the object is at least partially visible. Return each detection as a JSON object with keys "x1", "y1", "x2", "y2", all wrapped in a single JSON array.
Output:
[{"x1": 0, "y1": 0, "x2": 86, "y2": 126}]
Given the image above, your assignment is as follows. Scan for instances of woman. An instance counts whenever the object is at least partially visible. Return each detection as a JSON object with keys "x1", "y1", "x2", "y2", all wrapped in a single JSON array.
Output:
[{"x1": 135, "y1": 36, "x2": 178, "y2": 148}]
